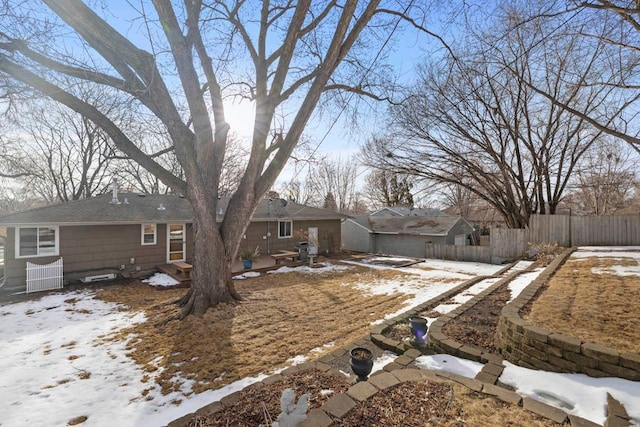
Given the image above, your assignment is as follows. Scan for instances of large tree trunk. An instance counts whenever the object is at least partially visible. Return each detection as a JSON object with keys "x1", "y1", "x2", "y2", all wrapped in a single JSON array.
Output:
[{"x1": 178, "y1": 198, "x2": 242, "y2": 318}]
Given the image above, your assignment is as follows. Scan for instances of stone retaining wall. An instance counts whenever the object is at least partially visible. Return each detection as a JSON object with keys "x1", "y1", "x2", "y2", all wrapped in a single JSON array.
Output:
[
  {"x1": 370, "y1": 261, "x2": 514, "y2": 355},
  {"x1": 496, "y1": 248, "x2": 640, "y2": 382},
  {"x1": 427, "y1": 266, "x2": 534, "y2": 363}
]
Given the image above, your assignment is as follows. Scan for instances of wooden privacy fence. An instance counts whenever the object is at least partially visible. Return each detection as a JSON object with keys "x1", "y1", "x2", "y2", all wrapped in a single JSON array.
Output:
[
  {"x1": 425, "y1": 244, "x2": 492, "y2": 263},
  {"x1": 26, "y1": 258, "x2": 63, "y2": 293},
  {"x1": 425, "y1": 214, "x2": 640, "y2": 264},
  {"x1": 527, "y1": 214, "x2": 571, "y2": 246},
  {"x1": 528, "y1": 214, "x2": 640, "y2": 246},
  {"x1": 426, "y1": 228, "x2": 528, "y2": 264},
  {"x1": 491, "y1": 228, "x2": 528, "y2": 260}
]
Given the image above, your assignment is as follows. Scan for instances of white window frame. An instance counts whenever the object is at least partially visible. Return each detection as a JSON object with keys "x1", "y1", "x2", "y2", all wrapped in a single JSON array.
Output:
[
  {"x1": 278, "y1": 220, "x2": 292, "y2": 238},
  {"x1": 15, "y1": 225, "x2": 60, "y2": 259},
  {"x1": 141, "y1": 223, "x2": 157, "y2": 245},
  {"x1": 166, "y1": 223, "x2": 186, "y2": 263}
]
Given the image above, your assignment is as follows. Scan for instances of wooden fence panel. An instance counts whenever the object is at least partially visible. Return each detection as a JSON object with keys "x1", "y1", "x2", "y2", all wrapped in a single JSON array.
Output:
[
  {"x1": 424, "y1": 214, "x2": 640, "y2": 264},
  {"x1": 425, "y1": 244, "x2": 492, "y2": 264},
  {"x1": 527, "y1": 214, "x2": 640, "y2": 246},
  {"x1": 490, "y1": 228, "x2": 528, "y2": 260},
  {"x1": 569, "y1": 215, "x2": 640, "y2": 246},
  {"x1": 528, "y1": 215, "x2": 571, "y2": 246}
]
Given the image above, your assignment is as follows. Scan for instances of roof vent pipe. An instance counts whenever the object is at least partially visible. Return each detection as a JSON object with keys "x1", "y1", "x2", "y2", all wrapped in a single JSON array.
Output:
[{"x1": 110, "y1": 178, "x2": 120, "y2": 204}]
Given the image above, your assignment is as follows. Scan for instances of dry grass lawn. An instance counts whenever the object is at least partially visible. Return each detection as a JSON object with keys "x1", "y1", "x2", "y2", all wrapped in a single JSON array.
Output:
[
  {"x1": 96, "y1": 264, "x2": 414, "y2": 399},
  {"x1": 525, "y1": 256, "x2": 640, "y2": 354}
]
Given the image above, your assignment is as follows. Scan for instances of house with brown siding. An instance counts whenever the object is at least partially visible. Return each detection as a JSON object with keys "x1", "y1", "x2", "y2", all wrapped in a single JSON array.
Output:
[{"x1": 0, "y1": 192, "x2": 344, "y2": 290}]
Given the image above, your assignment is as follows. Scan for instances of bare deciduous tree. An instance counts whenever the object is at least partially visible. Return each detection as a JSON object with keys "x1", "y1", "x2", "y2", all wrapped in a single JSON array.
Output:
[
  {"x1": 567, "y1": 138, "x2": 638, "y2": 215},
  {"x1": 13, "y1": 91, "x2": 121, "y2": 202},
  {"x1": 306, "y1": 156, "x2": 360, "y2": 213},
  {"x1": 514, "y1": 1, "x2": 640, "y2": 154},
  {"x1": 364, "y1": 9, "x2": 624, "y2": 228},
  {"x1": 0, "y1": 0, "x2": 425, "y2": 317},
  {"x1": 364, "y1": 167, "x2": 414, "y2": 208}
]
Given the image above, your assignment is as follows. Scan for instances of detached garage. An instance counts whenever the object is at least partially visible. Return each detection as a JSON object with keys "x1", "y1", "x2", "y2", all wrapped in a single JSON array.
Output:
[{"x1": 342, "y1": 215, "x2": 474, "y2": 258}]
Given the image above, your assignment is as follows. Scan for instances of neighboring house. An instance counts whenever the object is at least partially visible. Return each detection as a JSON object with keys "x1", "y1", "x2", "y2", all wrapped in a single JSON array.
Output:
[
  {"x1": 443, "y1": 205, "x2": 506, "y2": 234},
  {"x1": 0, "y1": 192, "x2": 344, "y2": 289},
  {"x1": 370, "y1": 206, "x2": 450, "y2": 218},
  {"x1": 342, "y1": 215, "x2": 474, "y2": 258}
]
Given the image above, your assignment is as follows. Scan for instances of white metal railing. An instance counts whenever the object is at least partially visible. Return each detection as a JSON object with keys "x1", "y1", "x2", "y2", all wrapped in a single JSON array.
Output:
[{"x1": 26, "y1": 258, "x2": 63, "y2": 293}]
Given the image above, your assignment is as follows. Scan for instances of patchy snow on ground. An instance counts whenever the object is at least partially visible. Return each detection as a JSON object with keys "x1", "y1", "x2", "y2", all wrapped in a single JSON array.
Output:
[
  {"x1": 267, "y1": 262, "x2": 351, "y2": 275},
  {"x1": 357, "y1": 256, "x2": 416, "y2": 264},
  {"x1": 413, "y1": 258, "x2": 505, "y2": 276},
  {"x1": 569, "y1": 247, "x2": 640, "y2": 277},
  {"x1": 509, "y1": 260, "x2": 534, "y2": 271},
  {"x1": 414, "y1": 355, "x2": 640, "y2": 426},
  {"x1": 142, "y1": 273, "x2": 179, "y2": 287},
  {"x1": 5, "y1": 251, "x2": 638, "y2": 426},
  {"x1": 507, "y1": 268, "x2": 544, "y2": 303},
  {"x1": 501, "y1": 361, "x2": 640, "y2": 426},
  {"x1": 344, "y1": 258, "x2": 505, "y2": 325},
  {"x1": 414, "y1": 354, "x2": 484, "y2": 378},
  {"x1": 592, "y1": 265, "x2": 640, "y2": 277},
  {"x1": 572, "y1": 246, "x2": 640, "y2": 260},
  {"x1": 232, "y1": 271, "x2": 261, "y2": 280},
  {"x1": 0, "y1": 291, "x2": 150, "y2": 427},
  {"x1": 429, "y1": 277, "x2": 500, "y2": 315}
]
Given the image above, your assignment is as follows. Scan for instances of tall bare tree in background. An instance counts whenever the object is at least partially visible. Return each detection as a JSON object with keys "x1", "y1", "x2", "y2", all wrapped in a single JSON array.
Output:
[
  {"x1": 364, "y1": 6, "x2": 627, "y2": 228},
  {"x1": 306, "y1": 156, "x2": 360, "y2": 213},
  {"x1": 519, "y1": 1, "x2": 640, "y2": 154},
  {"x1": 364, "y1": 167, "x2": 414, "y2": 208},
  {"x1": 0, "y1": 0, "x2": 425, "y2": 317},
  {"x1": 567, "y1": 138, "x2": 638, "y2": 215},
  {"x1": 12, "y1": 87, "x2": 124, "y2": 202}
]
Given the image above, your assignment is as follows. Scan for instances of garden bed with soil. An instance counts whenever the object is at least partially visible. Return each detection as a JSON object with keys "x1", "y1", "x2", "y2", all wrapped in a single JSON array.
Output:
[
  {"x1": 382, "y1": 284, "x2": 511, "y2": 356},
  {"x1": 187, "y1": 373, "x2": 563, "y2": 426},
  {"x1": 187, "y1": 369, "x2": 350, "y2": 426},
  {"x1": 441, "y1": 284, "x2": 511, "y2": 354}
]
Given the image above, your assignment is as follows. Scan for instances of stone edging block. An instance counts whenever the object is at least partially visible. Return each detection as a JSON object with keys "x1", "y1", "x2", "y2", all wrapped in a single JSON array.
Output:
[{"x1": 496, "y1": 247, "x2": 640, "y2": 382}]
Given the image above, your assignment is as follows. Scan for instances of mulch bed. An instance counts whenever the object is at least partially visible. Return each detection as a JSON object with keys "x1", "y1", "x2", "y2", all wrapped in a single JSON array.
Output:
[
  {"x1": 187, "y1": 369, "x2": 350, "y2": 426},
  {"x1": 441, "y1": 284, "x2": 511, "y2": 354},
  {"x1": 335, "y1": 381, "x2": 454, "y2": 426},
  {"x1": 382, "y1": 283, "x2": 511, "y2": 355}
]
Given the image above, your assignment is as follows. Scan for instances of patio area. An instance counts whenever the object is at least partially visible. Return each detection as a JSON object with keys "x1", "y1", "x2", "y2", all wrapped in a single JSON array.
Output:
[{"x1": 157, "y1": 252, "x2": 306, "y2": 284}]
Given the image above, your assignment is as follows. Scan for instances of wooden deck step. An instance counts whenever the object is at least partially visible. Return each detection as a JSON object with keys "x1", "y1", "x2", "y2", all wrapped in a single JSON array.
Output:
[{"x1": 157, "y1": 264, "x2": 191, "y2": 286}]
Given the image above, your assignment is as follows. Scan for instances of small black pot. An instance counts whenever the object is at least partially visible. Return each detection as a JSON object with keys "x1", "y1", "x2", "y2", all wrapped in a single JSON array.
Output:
[{"x1": 350, "y1": 347, "x2": 373, "y2": 382}]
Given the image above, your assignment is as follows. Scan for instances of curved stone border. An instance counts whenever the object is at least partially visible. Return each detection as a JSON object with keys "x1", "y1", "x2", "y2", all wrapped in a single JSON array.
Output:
[
  {"x1": 167, "y1": 254, "x2": 636, "y2": 427},
  {"x1": 167, "y1": 359, "x2": 350, "y2": 427},
  {"x1": 370, "y1": 262, "x2": 515, "y2": 355},
  {"x1": 301, "y1": 352, "x2": 598, "y2": 427},
  {"x1": 496, "y1": 248, "x2": 640, "y2": 382},
  {"x1": 426, "y1": 265, "x2": 537, "y2": 363}
]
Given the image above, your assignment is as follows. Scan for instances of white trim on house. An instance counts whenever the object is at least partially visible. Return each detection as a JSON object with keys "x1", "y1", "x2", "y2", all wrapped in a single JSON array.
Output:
[
  {"x1": 15, "y1": 225, "x2": 60, "y2": 259},
  {"x1": 278, "y1": 220, "x2": 292, "y2": 238},
  {"x1": 141, "y1": 223, "x2": 157, "y2": 245},
  {"x1": 166, "y1": 223, "x2": 186, "y2": 263}
]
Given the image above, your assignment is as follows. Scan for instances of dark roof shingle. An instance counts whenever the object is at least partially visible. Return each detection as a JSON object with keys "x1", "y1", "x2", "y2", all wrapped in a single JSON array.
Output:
[{"x1": 0, "y1": 193, "x2": 345, "y2": 226}]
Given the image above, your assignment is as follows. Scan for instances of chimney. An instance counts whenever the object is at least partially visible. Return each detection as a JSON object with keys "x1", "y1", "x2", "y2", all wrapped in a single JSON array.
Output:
[{"x1": 110, "y1": 178, "x2": 120, "y2": 204}]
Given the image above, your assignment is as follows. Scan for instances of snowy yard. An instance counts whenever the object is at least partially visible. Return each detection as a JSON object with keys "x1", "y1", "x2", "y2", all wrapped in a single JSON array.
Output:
[{"x1": 0, "y1": 251, "x2": 638, "y2": 426}]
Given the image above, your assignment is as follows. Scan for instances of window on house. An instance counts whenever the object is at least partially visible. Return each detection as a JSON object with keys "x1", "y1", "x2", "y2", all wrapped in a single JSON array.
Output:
[
  {"x1": 278, "y1": 220, "x2": 292, "y2": 238},
  {"x1": 17, "y1": 226, "x2": 59, "y2": 258},
  {"x1": 141, "y1": 224, "x2": 157, "y2": 245}
]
